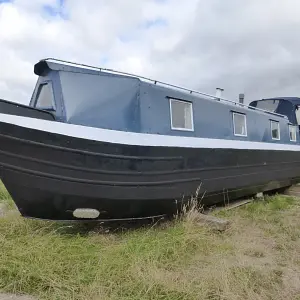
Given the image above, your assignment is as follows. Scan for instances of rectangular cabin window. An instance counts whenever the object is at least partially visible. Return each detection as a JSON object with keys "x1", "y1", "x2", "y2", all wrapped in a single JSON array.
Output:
[
  {"x1": 35, "y1": 83, "x2": 56, "y2": 110},
  {"x1": 233, "y1": 112, "x2": 247, "y2": 137},
  {"x1": 271, "y1": 120, "x2": 280, "y2": 140},
  {"x1": 170, "y1": 99, "x2": 194, "y2": 131},
  {"x1": 296, "y1": 106, "x2": 300, "y2": 125},
  {"x1": 289, "y1": 125, "x2": 297, "y2": 142}
]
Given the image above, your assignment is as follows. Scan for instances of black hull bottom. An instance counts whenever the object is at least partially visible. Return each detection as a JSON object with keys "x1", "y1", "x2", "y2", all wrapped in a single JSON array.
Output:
[
  {"x1": 0, "y1": 120, "x2": 300, "y2": 220},
  {"x1": 1, "y1": 168, "x2": 297, "y2": 221}
]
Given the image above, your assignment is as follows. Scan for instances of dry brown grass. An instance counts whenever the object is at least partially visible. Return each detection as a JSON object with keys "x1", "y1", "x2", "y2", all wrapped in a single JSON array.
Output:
[{"x1": 1, "y1": 183, "x2": 300, "y2": 300}]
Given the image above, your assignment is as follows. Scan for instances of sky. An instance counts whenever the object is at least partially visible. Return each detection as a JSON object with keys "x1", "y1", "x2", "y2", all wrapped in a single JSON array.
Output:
[{"x1": 1, "y1": 0, "x2": 300, "y2": 104}]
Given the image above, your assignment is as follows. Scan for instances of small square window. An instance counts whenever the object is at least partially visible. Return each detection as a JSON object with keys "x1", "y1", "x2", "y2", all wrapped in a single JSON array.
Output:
[
  {"x1": 170, "y1": 99, "x2": 194, "y2": 131},
  {"x1": 233, "y1": 112, "x2": 247, "y2": 136},
  {"x1": 289, "y1": 125, "x2": 297, "y2": 142},
  {"x1": 271, "y1": 121, "x2": 280, "y2": 140}
]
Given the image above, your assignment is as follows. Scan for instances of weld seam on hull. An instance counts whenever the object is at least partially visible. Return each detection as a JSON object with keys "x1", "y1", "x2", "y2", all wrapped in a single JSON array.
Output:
[
  {"x1": 0, "y1": 160, "x2": 298, "y2": 187},
  {"x1": 1, "y1": 147, "x2": 300, "y2": 176}
]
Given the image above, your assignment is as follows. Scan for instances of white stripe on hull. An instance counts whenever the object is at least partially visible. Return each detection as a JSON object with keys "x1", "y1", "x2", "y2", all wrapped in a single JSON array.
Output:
[{"x1": 0, "y1": 113, "x2": 300, "y2": 151}]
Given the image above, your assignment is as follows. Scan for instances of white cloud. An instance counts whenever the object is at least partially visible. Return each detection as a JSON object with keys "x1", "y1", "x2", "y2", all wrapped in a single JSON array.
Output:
[{"x1": 1, "y1": 0, "x2": 300, "y2": 104}]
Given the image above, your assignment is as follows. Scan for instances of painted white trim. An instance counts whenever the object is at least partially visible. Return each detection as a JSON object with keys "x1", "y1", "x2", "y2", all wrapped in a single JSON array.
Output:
[
  {"x1": 0, "y1": 113, "x2": 300, "y2": 152},
  {"x1": 289, "y1": 125, "x2": 297, "y2": 142},
  {"x1": 271, "y1": 120, "x2": 280, "y2": 140},
  {"x1": 232, "y1": 112, "x2": 247, "y2": 137},
  {"x1": 169, "y1": 98, "x2": 194, "y2": 131}
]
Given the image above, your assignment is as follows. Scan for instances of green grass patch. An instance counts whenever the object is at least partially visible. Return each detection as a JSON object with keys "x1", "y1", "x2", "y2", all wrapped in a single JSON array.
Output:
[
  {"x1": 0, "y1": 181, "x2": 15, "y2": 209},
  {"x1": 216, "y1": 194, "x2": 296, "y2": 220},
  {"x1": 0, "y1": 185, "x2": 300, "y2": 300},
  {"x1": 244, "y1": 194, "x2": 296, "y2": 213},
  {"x1": 0, "y1": 214, "x2": 232, "y2": 299}
]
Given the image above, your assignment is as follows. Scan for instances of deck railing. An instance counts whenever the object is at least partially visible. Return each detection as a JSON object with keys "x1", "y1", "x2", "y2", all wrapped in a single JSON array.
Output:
[{"x1": 44, "y1": 58, "x2": 287, "y2": 120}]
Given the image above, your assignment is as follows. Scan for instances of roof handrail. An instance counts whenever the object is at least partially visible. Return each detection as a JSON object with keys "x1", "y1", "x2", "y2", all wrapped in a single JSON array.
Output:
[{"x1": 44, "y1": 58, "x2": 287, "y2": 120}]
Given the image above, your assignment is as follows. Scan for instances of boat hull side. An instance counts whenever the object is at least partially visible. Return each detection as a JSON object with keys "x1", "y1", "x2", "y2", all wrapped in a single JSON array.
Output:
[{"x1": 0, "y1": 121, "x2": 299, "y2": 220}]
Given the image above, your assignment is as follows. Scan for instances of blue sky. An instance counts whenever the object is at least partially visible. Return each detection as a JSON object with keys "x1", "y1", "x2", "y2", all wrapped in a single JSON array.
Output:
[
  {"x1": 0, "y1": 0, "x2": 175, "y2": 104},
  {"x1": 43, "y1": 0, "x2": 67, "y2": 18}
]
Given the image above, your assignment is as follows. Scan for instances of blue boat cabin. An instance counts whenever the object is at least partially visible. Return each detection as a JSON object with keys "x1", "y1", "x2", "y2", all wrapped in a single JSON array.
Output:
[{"x1": 31, "y1": 59, "x2": 300, "y2": 146}]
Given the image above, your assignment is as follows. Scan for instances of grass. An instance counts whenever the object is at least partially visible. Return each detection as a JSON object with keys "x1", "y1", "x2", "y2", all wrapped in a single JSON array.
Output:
[{"x1": 1, "y1": 183, "x2": 300, "y2": 299}]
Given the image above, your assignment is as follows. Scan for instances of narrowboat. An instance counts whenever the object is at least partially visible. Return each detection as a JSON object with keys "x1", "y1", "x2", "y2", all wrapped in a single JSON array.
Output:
[{"x1": 0, "y1": 58, "x2": 300, "y2": 221}]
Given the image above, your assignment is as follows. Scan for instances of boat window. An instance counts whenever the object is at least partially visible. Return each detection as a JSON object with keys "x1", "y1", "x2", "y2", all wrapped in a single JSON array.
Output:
[
  {"x1": 252, "y1": 99, "x2": 280, "y2": 112},
  {"x1": 35, "y1": 83, "x2": 56, "y2": 110},
  {"x1": 296, "y1": 106, "x2": 300, "y2": 125},
  {"x1": 271, "y1": 120, "x2": 280, "y2": 140},
  {"x1": 233, "y1": 112, "x2": 247, "y2": 137},
  {"x1": 289, "y1": 125, "x2": 297, "y2": 142},
  {"x1": 170, "y1": 99, "x2": 194, "y2": 131}
]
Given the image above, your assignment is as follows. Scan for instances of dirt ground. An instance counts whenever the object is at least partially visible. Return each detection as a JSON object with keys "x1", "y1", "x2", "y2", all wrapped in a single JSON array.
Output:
[{"x1": 1, "y1": 189, "x2": 300, "y2": 299}]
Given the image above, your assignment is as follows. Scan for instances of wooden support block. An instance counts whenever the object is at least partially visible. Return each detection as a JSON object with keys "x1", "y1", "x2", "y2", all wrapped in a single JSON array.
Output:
[
  {"x1": 283, "y1": 185, "x2": 300, "y2": 197},
  {"x1": 206, "y1": 199, "x2": 254, "y2": 214},
  {"x1": 225, "y1": 199, "x2": 253, "y2": 210},
  {"x1": 195, "y1": 213, "x2": 230, "y2": 232}
]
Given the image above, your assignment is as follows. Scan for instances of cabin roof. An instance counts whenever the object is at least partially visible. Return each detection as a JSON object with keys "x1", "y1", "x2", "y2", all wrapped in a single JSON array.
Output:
[
  {"x1": 34, "y1": 59, "x2": 137, "y2": 81},
  {"x1": 34, "y1": 59, "x2": 100, "y2": 76},
  {"x1": 34, "y1": 58, "x2": 288, "y2": 121}
]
